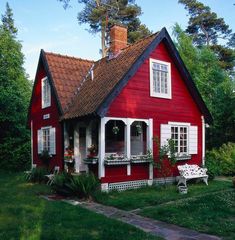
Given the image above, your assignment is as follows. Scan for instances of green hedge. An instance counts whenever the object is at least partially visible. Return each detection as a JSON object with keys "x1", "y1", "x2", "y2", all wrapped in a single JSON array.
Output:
[{"x1": 206, "y1": 142, "x2": 235, "y2": 178}]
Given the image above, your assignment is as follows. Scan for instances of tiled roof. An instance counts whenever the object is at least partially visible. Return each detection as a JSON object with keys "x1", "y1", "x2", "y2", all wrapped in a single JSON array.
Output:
[
  {"x1": 62, "y1": 33, "x2": 158, "y2": 119},
  {"x1": 44, "y1": 52, "x2": 94, "y2": 112}
]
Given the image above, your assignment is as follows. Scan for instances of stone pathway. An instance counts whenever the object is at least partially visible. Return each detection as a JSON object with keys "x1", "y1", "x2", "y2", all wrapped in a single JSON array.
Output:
[{"x1": 62, "y1": 199, "x2": 221, "y2": 240}]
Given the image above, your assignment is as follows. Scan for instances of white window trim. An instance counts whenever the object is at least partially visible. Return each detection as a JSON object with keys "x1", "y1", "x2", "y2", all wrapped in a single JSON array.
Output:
[
  {"x1": 38, "y1": 126, "x2": 56, "y2": 155},
  {"x1": 149, "y1": 58, "x2": 172, "y2": 99},
  {"x1": 41, "y1": 77, "x2": 51, "y2": 109},
  {"x1": 171, "y1": 125, "x2": 189, "y2": 156}
]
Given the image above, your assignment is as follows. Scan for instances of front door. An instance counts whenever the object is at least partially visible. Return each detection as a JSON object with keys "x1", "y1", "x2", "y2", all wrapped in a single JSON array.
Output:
[{"x1": 79, "y1": 127, "x2": 87, "y2": 172}]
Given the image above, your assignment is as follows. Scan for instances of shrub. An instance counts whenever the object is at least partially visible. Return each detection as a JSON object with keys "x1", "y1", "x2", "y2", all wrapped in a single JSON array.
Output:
[
  {"x1": 29, "y1": 167, "x2": 48, "y2": 183},
  {"x1": 52, "y1": 173, "x2": 99, "y2": 199},
  {"x1": 0, "y1": 138, "x2": 31, "y2": 172},
  {"x1": 232, "y1": 177, "x2": 235, "y2": 188},
  {"x1": 67, "y1": 173, "x2": 99, "y2": 199},
  {"x1": 206, "y1": 142, "x2": 235, "y2": 177},
  {"x1": 52, "y1": 172, "x2": 73, "y2": 196}
]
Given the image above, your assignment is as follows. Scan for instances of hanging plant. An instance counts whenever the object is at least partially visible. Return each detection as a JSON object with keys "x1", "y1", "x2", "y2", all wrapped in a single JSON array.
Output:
[
  {"x1": 136, "y1": 123, "x2": 142, "y2": 134},
  {"x1": 112, "y1": 126, "x2": 119, "y2": 135}
]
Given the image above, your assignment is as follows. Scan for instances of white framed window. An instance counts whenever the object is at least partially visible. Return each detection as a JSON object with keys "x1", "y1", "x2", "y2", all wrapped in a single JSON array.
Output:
[
  {"x1": 150, "y1": 58, "x2": 171, "y2": 99},
  {"x1": 38, "y1": 127, "x2": 56, "y2": 155},
  {"x1": 41, "y1": 77, "x2": 51, "y2": 108},
  {"x1": 171, "y1": 126, "x2": 188, "y2": 155},
  {"x1": 161, "y1": 122, "x2": 198, "y2": 158}
]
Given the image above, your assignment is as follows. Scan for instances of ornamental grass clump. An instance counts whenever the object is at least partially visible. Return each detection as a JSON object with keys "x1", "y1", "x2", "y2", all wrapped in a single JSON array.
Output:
[
  {"x1": 29, "y1": 167, "x2": 49, "y2": 183},
  {"x1": 52, "y1": 173, "x2": 99, "y2": 199}
]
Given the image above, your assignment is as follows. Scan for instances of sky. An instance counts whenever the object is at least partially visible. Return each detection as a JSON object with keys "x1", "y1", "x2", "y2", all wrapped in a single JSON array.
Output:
[{"x1": 0, "y1": 0, "x2": 234, "y2": 79}]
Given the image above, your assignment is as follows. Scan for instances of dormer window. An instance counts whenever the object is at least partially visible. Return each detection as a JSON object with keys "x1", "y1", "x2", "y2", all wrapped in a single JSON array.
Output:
[
  {"x1": 41, "y1": 77, "x2": 51, "y2": 108},
  {"x1": 150, "y1": 58, "x2": 171, "y2": 99}
]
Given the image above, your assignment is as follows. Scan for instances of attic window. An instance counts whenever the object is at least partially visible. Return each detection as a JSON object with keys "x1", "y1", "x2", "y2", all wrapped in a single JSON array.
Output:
[
  {"x1": 41, "y1": 77, "x2": 51, "y2": 108},
  {"x1": 150, "y1": 58, "x2": 172, "y2": 99}
]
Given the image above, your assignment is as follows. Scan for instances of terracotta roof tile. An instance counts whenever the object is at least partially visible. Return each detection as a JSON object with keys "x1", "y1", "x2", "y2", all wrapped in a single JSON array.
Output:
[
  {"x1": 62, "y1": 33, "x2": 158, "y2": 119},
  {"x1": 44, "y1": 52, "x2": 94, "y2": 112}
]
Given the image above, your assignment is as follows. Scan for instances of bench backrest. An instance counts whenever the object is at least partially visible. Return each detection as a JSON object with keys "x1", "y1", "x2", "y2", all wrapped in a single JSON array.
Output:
[{"x1": 178, "y1": 164, "x2": 206, "y2": 177}]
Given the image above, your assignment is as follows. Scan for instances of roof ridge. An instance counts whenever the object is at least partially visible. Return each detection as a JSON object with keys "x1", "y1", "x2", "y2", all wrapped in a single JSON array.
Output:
[
  {"x1": 44, "y1": 51, "x2": 95, "y2": 63},
  {"x1": 121, "y1": 32, "x2": 158, "y2": 51}
]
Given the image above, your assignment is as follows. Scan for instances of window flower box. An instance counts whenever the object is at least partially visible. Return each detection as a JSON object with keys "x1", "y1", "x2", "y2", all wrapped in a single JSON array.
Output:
[
  {"x1": 176, "y1": 154, "x2": 191, "y2": 161},
  {"x1": 131, "y1": 155, "x2": 152, "y2": 164},
  {"x1": 83, "y1": 157, "x2": 98, "y2": 165},
  {"x1": 104, "y1": 159, "x2": 130, "y2": 166}
]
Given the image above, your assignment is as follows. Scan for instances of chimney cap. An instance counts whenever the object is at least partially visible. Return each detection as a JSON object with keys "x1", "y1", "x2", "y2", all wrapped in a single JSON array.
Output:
[{"x1": 110, "y1": 23, "x2": 128, "y2": 29}]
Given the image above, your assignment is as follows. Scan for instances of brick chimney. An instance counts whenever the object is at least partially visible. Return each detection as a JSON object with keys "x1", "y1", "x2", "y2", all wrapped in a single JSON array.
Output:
[{"x1": 109, "y1": 24, "x2": 127, "y2": 55}]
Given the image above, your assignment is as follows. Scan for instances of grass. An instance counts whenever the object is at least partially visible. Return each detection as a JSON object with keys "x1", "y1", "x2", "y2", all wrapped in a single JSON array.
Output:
[
  {"x1": 94, "y1": 180, "x2": 232, "y2": 210},
  {"x1": 95, "y1": 180, "x2": 235, "y2": 239},
  {"x1": 140, "y1": 190, "x2": 235, "y2": 240},
  {"x1": 0, "y1": 172, "x2": 162, "y2": 240}
]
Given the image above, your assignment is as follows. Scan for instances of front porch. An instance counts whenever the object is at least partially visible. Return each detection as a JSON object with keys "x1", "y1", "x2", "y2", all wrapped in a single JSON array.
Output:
[{"x1": 63, "y1": 117, "x2": 154, "y2": 190}]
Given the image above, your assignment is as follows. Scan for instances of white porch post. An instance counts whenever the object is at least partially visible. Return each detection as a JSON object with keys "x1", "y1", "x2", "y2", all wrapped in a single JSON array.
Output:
[
  {"x1": 74, "y1": 124, "x2": 80, "y2": 173},
  {"x1": 86, "y1": 122, "x2": 92, "y2": 156},
  {"x1": 148, "y1": 118, "x2": 153, "y2": 184},
  {"x1": 99, "y1": 118, "x2": 106, "y2": 178},
  {"x1": 126, "y1": 119, "x2": 131, "y2": 175},
  {"x1": 201, "y1": 116, "x2": 205, "y2": 166},
  {"x1": 63, "y1": 122, "x2": 69, "y2": 149},
  {"x1": 31, "y1": 120, "x2": 33, "y2": 167}
]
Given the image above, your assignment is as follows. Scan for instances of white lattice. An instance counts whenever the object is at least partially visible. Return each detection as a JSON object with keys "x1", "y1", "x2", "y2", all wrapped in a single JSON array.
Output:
[
  {"x1": 108, "y1": 180, "x2": 148, "y2": 191},
  {"x1": 153, "y1": 177, "x2": 176, "y2": 185}
]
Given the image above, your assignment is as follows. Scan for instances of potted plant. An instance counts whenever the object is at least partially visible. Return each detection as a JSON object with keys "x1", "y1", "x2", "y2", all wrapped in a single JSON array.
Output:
[
  {"x1": 64, "y1": 146, "x2": 75, "y2": 173},
  {"x1": 112, "y1": 126, "x2": 119, "y2": 135},
  {"x1": 135, "y1": 123, "x2": 142, "y2": 135},
  {"x1": 87, "y1": 144, "x2": 97, "y2": 158}
]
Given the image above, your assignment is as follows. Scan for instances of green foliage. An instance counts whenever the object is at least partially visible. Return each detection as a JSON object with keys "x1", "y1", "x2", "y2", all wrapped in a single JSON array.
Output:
[
  {"x1": 173, "y1": 24, "x2": 235, "y2": 148},
  {"x1": 39, "y1": 150, "x2": 51, "y2": 167},
  {"x1": 0, "y1": 4, "x2": 32, "y2": 171},
  {"x1": 206, "y1": 142, "x2": 235, "y2": 177},
  {"x1": 53, "y1": 173, "x2": 99, "y2": 199},
  {"x1": 1, "y1": 2, "x2": 17, "y2": 36},
  {"x1": 29, "y1": 167, "x2": 49, "y2": 183},
  {"x1": 153, "y1": 137, "x2": 176, "y2": 185},
  {"x1": 52, "y1": 172, "x2": 73, "y2": 196},
  {"x1": 59, "y1": 0, "x2": 152, "y2": 56},
  {"x1": 178, "y1": 0, "x2": 235, "y2": 72}
]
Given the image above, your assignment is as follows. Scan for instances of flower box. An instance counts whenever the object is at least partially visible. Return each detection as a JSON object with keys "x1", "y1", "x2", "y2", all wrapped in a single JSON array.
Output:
[
  {"x1": 83, "y1": 157, "x2": 98, "y2": 165},
  {"x1": 130, "y1": 155, "x2": 152, "y2": 164},
  {"x1": 104, "y1": 159, "x2": 130, "y2": 166}
]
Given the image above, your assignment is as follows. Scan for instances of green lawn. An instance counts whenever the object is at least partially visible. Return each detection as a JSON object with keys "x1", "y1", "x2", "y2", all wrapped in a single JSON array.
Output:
[
  {"x1": 95, "y1": 180, "x2": 232, "y2": 210},
  {"x1": 0, "y1": 172, "x2": 161, "y2": 240},
  {"x1": 95, "y1": 180, "x2": 235, "y2": 239}
]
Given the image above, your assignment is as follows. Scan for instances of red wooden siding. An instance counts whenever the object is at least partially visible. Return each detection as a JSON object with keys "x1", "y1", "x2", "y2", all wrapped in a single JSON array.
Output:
[
  {"x1": 29, "y1": 66, "x2": 63, "y2": 170},
  {"x1": 102, "y1": 164, "x2": 149, "y2": 183},
  {"x1": 106, "y1": 41, "x2": 203, "y2": 181}
]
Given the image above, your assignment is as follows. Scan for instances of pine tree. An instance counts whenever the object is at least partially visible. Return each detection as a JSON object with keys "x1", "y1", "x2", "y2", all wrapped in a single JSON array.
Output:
[
  {"x1": 59, "y1": 0, "x2": 152, "y2": 57},
  {"x1": 0, "y1": 3, "x2": 32, "y2": 171},
  {"x1": 173, "y1": 24, "x2": 235, "y2": 147},
  {"x1": 179, "y1": 0, "x2": 235, "y2": 72},
  {"x1": 1, "y1": 2, "x2": 17, "y2": 36}
]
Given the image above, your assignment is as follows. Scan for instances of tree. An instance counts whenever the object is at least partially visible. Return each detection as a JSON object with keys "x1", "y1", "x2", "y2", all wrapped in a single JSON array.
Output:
[
  {"x1": 0, "y1": 3, "x2": 32, "y2": 171},
  {"x1": 173, "y1": 24, "x2": 235, "y2": 148},
  {"x1": 179, "y1": 0, "x2": 235, "y2": 72},
  {"x1": 1, "y1": 2, "x2": 17, "y2": 36},
  {"x1": 59, "y1": 0, "x2": 152, "y2": 57}
]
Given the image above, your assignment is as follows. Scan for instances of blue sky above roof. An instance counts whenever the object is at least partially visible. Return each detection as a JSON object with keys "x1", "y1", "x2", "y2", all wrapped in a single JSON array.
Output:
[{"x1": 0, "y1": 0, "x2": 234, "y2": 79}]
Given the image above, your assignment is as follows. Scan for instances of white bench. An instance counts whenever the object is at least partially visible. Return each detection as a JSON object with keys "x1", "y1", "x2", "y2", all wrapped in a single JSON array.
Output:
[{"x1": 177, "y1": 164, "x2": 208, "y2": 186}]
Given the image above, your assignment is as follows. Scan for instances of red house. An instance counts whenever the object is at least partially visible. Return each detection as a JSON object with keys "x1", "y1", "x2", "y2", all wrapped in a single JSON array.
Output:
[{"x1": 28, "y1": 26, "x2": 212, "y2": 191}]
